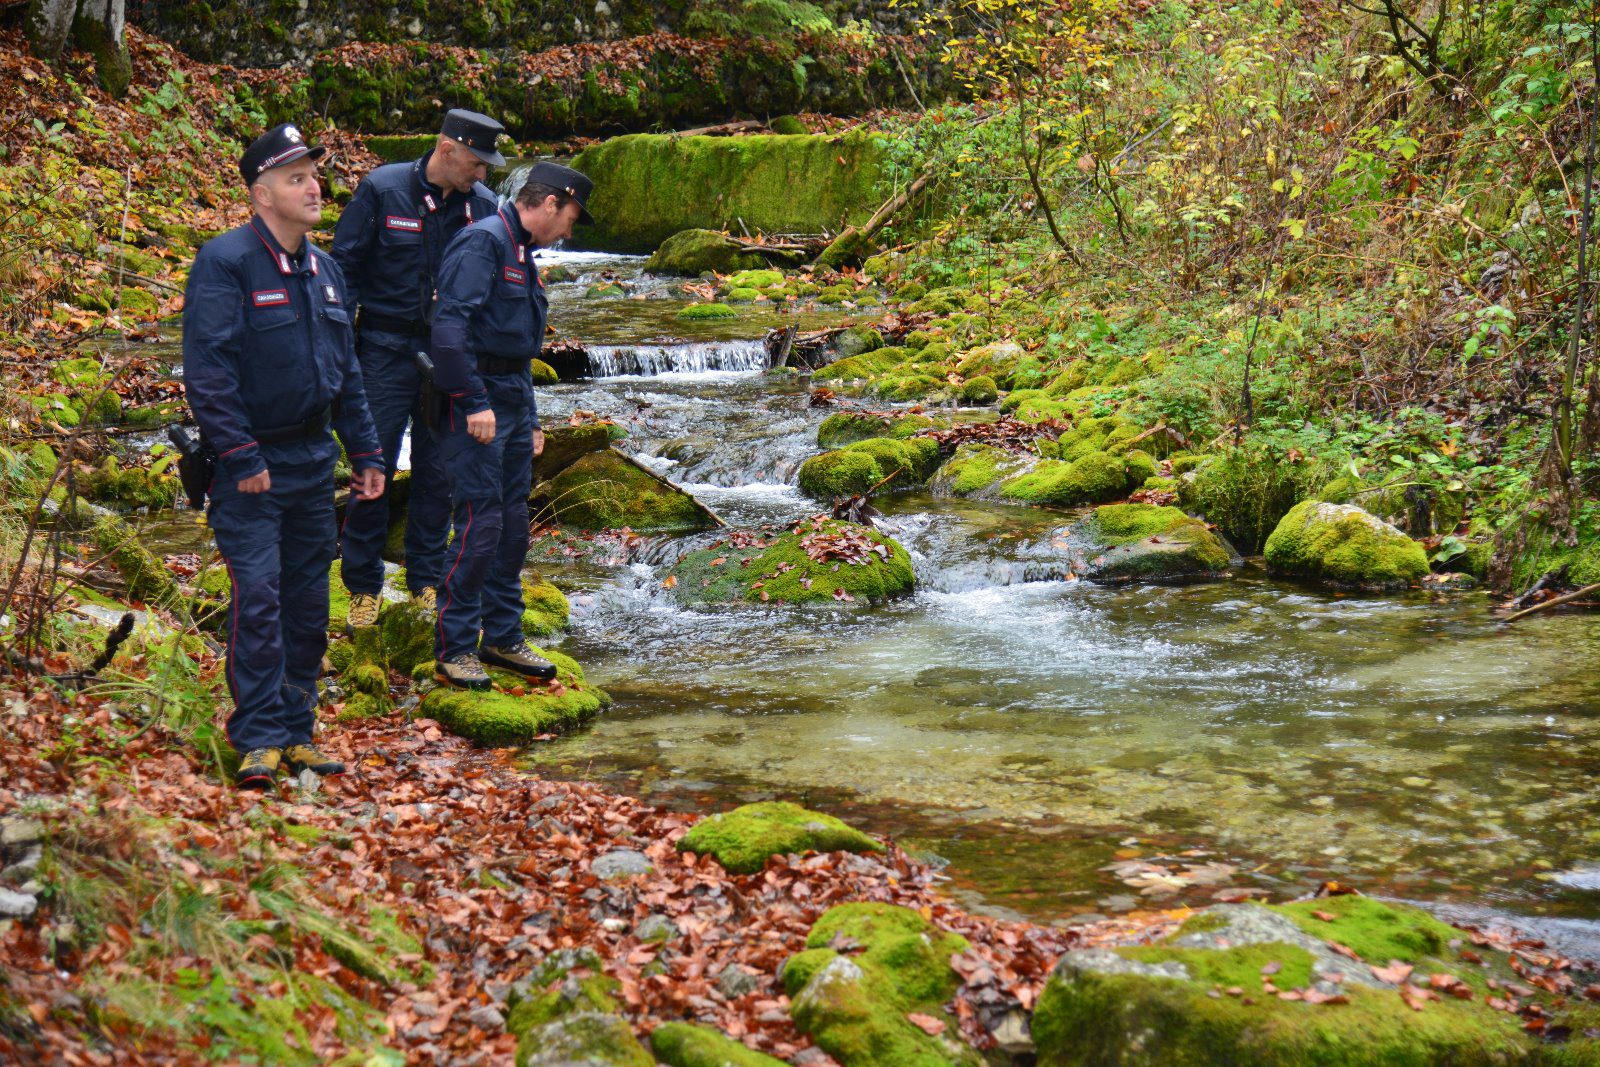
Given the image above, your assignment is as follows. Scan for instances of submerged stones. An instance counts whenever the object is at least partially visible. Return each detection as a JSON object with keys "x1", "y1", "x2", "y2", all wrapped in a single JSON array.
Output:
[
  {"x1": 667, "y1": 520, "x2": 914, "y2": 606},
  {"x1": 677, "y1": 801, "x2": 882, "y2": 874},
  {"x1": 1032, "y1": 894, "x2": 1599, "y2": 1066},
  {"x1": 1264, "y1": 500, "x2": 1429, "y2": 590},
  {"x1": 785, "y1": 903, "x2": 981, "y2": 1066},
  {"x1": 1068, "y1": 503, "x2": 1235, "y2": 583}
]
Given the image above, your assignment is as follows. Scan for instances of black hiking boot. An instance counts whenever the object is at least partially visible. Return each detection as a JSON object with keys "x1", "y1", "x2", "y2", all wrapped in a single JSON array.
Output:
[
  {"x1": 480, "y1": 641, "x2": 557, "y2": 681},
  {"x1": 283, "y1": 743, "x2": 345, "y2": 777}
]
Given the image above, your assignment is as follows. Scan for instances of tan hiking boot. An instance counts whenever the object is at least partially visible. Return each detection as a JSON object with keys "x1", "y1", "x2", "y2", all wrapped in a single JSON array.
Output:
[
  {"x1": 235, "y1": 747, "x2": 283, "y2": 790},
  {"x1": 480, "y1": 641, "x2": 557, "y2": 681},
  {"x1": 410, "y1": 586, "x2": 437, "y2": 614},
  {"x1": 436, "y1": 653, "x2": 491, "y2": 690},
  {"x1": 347, "y1": 592, "x2": 381, "y2": 630},
  {"x1": 283, "y1": 743, "x2": 345, "y2": 777}
]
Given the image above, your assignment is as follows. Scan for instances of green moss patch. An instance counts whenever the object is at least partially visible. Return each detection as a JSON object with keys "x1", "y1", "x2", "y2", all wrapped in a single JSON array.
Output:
[
  {"x1": 648, "y1": 230, "x2": 768, "y2": 276},
  {"x1": 785, "y1": 903, "x2": 980, "y2": 1067},
  {"x1": 816, "y1": 410, "x2": 936, "y2": 449},
  {"x1": 998, "y1": 450, "x2": 1138, "y2": 507},
  {"x1": 541, "y1": 450, "x2": 717, "y2": 532},
  {"x1": 1070, "y1": 503, "x2": 1234, "y2": 583},
  {"x1": 797, "y1": 437, "x2": 942, "y2": 498},
  {"x1": 522, "y1": 572, "x2": 571, "y2": 639},
  {"x1": 927, "y1": 443, "x2": 1035, "y2": 498},
  {"x1": 677, "y1": 301, "x2": 739, "y2": 320},
  {"x1": 652, "y1": 1022, "x2": 789, "y2": 1067},
  {"x1": 420, "y1": 651, "x2": 609, "y2": 747},
  {"x1": 667, "y1": 519, "x2": 914, "y2": 606},
  {"x1": 1264, "y1": 500, "x2": 1429, "y2": 590},
  {"x1": 507, "y1": 948, "x2": 620, "y2": 1038},
  {"x1": 677, "y1": 801, "x2": 882, "y2": 874}
]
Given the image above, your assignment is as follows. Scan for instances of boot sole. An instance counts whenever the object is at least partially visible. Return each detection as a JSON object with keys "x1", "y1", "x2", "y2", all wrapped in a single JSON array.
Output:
[
  {"x1": 286, "y1": 765, "x2": 345, "y2": 777},
  {"x1": 236, "y1": 773, "x2": 279, "y2": 791},
  {"x1": 479, "y1": 650, "x2": 557, "y2": 681}
]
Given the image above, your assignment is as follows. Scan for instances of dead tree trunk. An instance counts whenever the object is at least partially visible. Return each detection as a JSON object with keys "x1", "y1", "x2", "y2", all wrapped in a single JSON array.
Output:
[{"x1": 27, "y1": 0, "x2": 131, "y2": 98}]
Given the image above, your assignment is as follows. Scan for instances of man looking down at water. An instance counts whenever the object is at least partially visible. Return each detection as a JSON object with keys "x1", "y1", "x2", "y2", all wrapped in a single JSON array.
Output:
[
  {"x1": 428, "y1": 162, "x2": 594, "y2": 689},
  {"x1": 332, "y1": 109, "x2": 504, "y2": 630},
  {"x1": 182, "y1": 123, "x2": 385, "y2": 788}
]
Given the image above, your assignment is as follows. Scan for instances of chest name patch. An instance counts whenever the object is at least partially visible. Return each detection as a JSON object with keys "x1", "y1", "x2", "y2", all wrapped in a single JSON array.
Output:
[
  {"x1": 503, "y1": 266, "x2": 527, "y2": 285},
  {"x1": 252, "y1": 289, "x2": 290, "y2": 307},
  {"x1": 385, "y1": 216, "x2": 423, "y2": 233}
]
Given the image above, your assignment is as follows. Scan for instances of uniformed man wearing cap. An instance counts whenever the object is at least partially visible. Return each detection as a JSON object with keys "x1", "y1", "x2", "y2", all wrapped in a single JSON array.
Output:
[
  {"x1": 332, "y1": 109, "x2": 505, "y2": 631},
  {"x1": 182, "y1": 122, "x2": 386, "y2": 788},
  {"x1": 428, "y1": 162, "x2": 593, "y2": 689}
]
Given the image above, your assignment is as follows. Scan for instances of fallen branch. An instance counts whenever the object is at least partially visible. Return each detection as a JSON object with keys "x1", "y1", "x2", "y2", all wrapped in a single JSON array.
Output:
[
  {"x1": 669, "y1": 119, "x2": 768, "y2": 138},
  {"x1": 812, "y1": 167, "x2": 936, "y2": 269},
  {"x1": 1499, "y1": 582, "x2": 1600, "y2": 623}
]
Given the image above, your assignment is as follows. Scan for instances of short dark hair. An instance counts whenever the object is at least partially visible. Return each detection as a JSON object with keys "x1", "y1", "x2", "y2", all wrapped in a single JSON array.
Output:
[{"x1": 516, "y1": 181, "x2": 576, "y2": 211}]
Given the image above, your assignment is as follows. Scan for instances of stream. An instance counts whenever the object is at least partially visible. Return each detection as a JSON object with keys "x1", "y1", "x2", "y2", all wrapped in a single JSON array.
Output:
[{"x1": 520, "y1": 250, "x2": 1600, "y2": 956}]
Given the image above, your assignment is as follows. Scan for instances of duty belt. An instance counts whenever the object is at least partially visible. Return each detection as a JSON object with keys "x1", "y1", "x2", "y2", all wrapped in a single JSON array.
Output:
[
  {"x1": 477, "y1": 355, "x2": 527, "y2": 375},
  {"x1": 357, "y1": 310, "x2": 429, "y2": 337},
  {"x1": 254, "y1": 406, "x2": 333, "y2": 446}
]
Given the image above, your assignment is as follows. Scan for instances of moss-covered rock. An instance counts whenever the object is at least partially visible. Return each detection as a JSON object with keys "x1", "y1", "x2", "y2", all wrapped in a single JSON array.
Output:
[
  {"x1": 81, "y1": 456, "x2": 178, "y2": 510},
  {"x1": 651, "y1": 1022, "x2": 789, "y2": 1067},
  {"x1": 797, "y1": 437, "x2": 941, "y2": 498},
  {"x1": 522, "y1": 572, "x2": 571, "y2": 639},
  {"x1": 1264, "y1": 500, "x2": 1429, "y2": 590},
  {"x1": 998, "y1": 451, "x2": 1138, "y2": 507},
  {"x1": 816, "y1": 410, "x2": 936, "y2": 449},
  {"x1": 668, "y1": 520, "x2": 914, "y2": 606},
  {"x1": 507, "y1": 948, "x2": 620, "y2": 1039},
  {"x1": 677, "y1": 801, "x2": 882, "y2": 874},
  {"x1": 1068, "y1": 504, "x2": 1234, "y2": 584},
  {"x1": 785, "y1": 903, "x2": 981, "y2": 1067},
  {"x1": 927, "y1": 443, "x2": 1035, "y2": 499},
  {"x1": 517, "y1": 1013, "x2": 654, "y2": 1067},
  {"x1": 419, "y1": 651, "x2": 609, "y2": 747},
  {"x1": 677, "y1": 301, "x2": 739, "y2": 320},
  {"x1": 956, "y1": 375, "x2": 997, "y2": 405},
  {"x1": 647, "y1": 229, "x2": 768, "y2": 276},
  {"x1": 812, "y1": 345, "x2": 909, "y2": 383},
  {"x1": 833, "y1": 325, "x2": 885, "y2": 360},
  {"x1": 540, "y1": 449, "x2": 718, "y2": 532},
  {"x1": 534, "y1": 423, "x2": 615, "y2": 481},
  {"x1": 529, "y1": 358, "x2": 559, "y2": 386},
  {"x1": 1032, "y1": 894, "x2": 1597, "y2": 1066},
  {"x1": 724, "y1": 286, "x2": 762, "y2": 302}
]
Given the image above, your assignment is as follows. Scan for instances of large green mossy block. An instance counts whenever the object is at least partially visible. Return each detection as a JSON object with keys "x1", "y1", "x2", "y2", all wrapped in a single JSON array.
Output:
[
  {"x1": 677, "y1": 801, "x2": 882, "y2": 874},
  {"x1": 667, "y1": 520, "x2": 914, "y2": 606},
  {"x1": 651, "y1": 1022, "x2": 789, "y2": 1067},
  {"x1": 785, "y1": 903, "x2": 980, "y2": 1067},
  {"x1": 542, "y1": 450, "x2": 717, "y2": 533},
  {"x1": 797, "y1": 437, "x2": 941, "y2": 499},
  {"x1": 573, "y1": 133, "x2": 885, "y2": 254},
  {"x1": 420, "y1": 652, "x2": 608, "y2": 747},
  {"x1": 1264, "y1": 500, "x2": 1429, "y2": 590},
  {"x1": 1070, "y1": 503, "x2": 1234, "y2": 583},
  {"x1": 1032, "y1": 895, "x2": 1598, "y2": 1067}
]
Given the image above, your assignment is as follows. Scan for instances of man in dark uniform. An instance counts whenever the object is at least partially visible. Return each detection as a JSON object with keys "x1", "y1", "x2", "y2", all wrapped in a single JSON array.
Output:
[
  {"x1": 332, "y1": 110, "x2": 505, "y2": 629},
  {"x1": 429, "y1": 162, "x2": 593, "y2": 688},
  {"x1": 183, "y1": 123, "x2": 386, "y2": 788}
]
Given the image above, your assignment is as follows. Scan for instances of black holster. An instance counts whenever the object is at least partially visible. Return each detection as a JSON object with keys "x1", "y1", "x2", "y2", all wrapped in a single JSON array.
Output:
[
  {"x1": 414, "y1": 350, "x2": 448, "y2": 431},
  {"x1": 167, "y1": 425, "x2": 216, "y2": 509}
]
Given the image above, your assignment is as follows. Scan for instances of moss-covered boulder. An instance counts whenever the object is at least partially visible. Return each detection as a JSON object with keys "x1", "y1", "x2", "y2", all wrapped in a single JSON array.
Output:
[
  {"x1": 833, "y1": 325, "x2": 885, "y2": 360},
  {"x1": 927, "y1": 443, "x2": 1035, "y2": 499},
  {"x1": 522, "y1": 573, "x2": 571, "y2": 639},
  {"x1": 816, "y1": 410, "x2": 936, "y2": 449},
  {"x1": 668, "y1": 520, "x2": 914, "y2": 606},
  {"x1": 540, "y1": 449, "x2": 718, "y2": 532},
  {"x1": 797, "y1": 437, "x2": 942, "y2": 499},
  {"x1": 1264, "y1": 501, "x2": 1429, "y2": 590},
  {"x1": 646, "y1": 229, "x2": 768, "y2": 276},
  {"x1": 1032, "y1": 894, "x2": 1600, "y2": 1066},
  {"x1": 517, "y1": 1013, "x2": 653, "y2": 1067},
  {"x1": 998, "y1": 451, "x2": 1140, "y2": 507},
  {"x1": 812, "y1": 344, "x2": 912, "y2": 384},
  {"x1": 507, "y1": 948, "x2": 620, "y2": 1039},
  {"x1": 784, "y1": 903, "x2": 982, "y2": 1067},
  {"x1": 529, "y1": 358, "x2": 559, "y2": 386},
  {"x1": 534, "y1": 423, "x2": 614, "y2": 481},
  {"x1": 677, "y1": 801, "x2": 882, "y2": 874},
  {"x1": 81, "y1": 456, "x2": 178, "y2": 509},
  {"x1": 419, "y1": 650, "x2": 609, "y2": 747},
  {"x1": 651, "y1": 1023, "x2": 789, "y2": 1067},
  {"x1": 678, "y1": 301, "x2": 739, "y2": 320},
  {"x1": 573, "y1": 133, "x2": 884, "y2": 254},
  {"x1": 1068, "y1": 504, "x2": 1235, "y2": 584}
]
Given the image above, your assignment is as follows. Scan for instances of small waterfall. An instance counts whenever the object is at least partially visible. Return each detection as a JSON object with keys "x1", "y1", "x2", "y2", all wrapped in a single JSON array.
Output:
[{"x1": 586, "y1": 340, "x2": 768, "y2": 377}]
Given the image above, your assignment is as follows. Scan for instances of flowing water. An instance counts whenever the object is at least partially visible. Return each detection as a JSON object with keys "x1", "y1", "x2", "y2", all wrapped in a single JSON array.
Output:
[{"x1": 519, "y1": 251, "x2": 1600, "y2": 953}]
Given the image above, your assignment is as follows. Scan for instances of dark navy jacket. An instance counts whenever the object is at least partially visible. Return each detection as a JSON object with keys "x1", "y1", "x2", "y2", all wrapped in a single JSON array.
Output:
[
  {"x1": 330, "y1": 150, "x2": 498, "y2": 327},
  {"x1": 430, "y1": 204, "x2": 547, "y2": 425},
  {"x1": 182, "y1": 218, "x2": 383, "y2": 484}
]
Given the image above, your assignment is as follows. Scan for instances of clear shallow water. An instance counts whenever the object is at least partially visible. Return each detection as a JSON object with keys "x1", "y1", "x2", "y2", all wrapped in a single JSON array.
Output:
[{"x1": 519, "y1": 313, "x2": 1600, "y2": 939}]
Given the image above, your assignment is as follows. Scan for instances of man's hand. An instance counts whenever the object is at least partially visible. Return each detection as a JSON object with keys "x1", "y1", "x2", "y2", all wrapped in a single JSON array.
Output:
[
  {"x1": 351, "y1": 467, "x2": 386, "y2": 502},
  {"x1": 533, "y1": 428, "x2": 544, "y2": 457},
  {"x1": 467, "y1": 408, "x2": 496, "y2": 444},
  {"x1": 238, "y1": 470, "x2": 271, "y2": 494}
]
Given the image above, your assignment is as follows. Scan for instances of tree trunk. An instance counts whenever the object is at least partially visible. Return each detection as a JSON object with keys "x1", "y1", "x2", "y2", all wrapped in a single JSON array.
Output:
[{"x1": 27, "y1": 0, "x2": 131, "y2": 97}]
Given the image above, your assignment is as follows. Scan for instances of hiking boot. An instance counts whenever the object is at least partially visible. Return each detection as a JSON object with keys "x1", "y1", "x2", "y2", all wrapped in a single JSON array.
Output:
[
  {"x1": 410, "y1": 586, "x2": 437, "y2": 614},
  {"x1": 283, "y1": 743, "x2": 345, "y2": 777},
  {"x1": 235, "y1": 747, "x2": 283, "y2": 790},
  {"x1": 436, "y1": 653, "x2": 491, "y2": 690},
  {"x1": 347, "y1": 592, "x2": 381, "y2": 630},
  {"x1": 480, "y1": 641, "x2": 557, "y2": 681}
]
